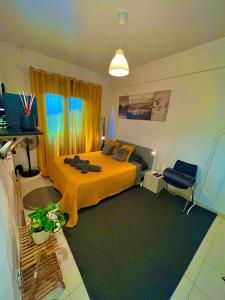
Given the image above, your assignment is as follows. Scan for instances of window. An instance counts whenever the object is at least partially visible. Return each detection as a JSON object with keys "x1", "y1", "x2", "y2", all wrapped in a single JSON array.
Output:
[
  {"x1": 68, "y1": 97, "x2": 82, "y2": 153},
  {"x1": 45, "y1": 94, "x2": 82, "y2": 155},
  {"x1": 45, "y1": 94, "x2": 64, "y2": 151}
]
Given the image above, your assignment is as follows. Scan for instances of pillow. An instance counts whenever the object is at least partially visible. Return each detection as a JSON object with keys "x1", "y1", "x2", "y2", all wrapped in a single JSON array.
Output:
[
  {"x1": 112, "y1": 148, "x2": 129, "y2": 162},
  {"x1": 129, "y1": 153, "x2": 142, "y2": 162},
  {"x1": 108, "y1": 140, "x2": 120, "y2": 155},
  {"x1": 136, "y1": 159, "x2": 149, "y2": 171},
  {"x1": 102, "y1": 143, "x2": 115, "y2": 155},
  {"x1": 120, "y1": 144, "x2": 136, "y2": 161}
]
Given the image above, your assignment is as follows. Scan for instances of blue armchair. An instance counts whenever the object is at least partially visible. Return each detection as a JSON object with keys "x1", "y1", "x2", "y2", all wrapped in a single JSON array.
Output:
[{"x1": 163, "y1": 160, "x2": 198, "y2": 213}]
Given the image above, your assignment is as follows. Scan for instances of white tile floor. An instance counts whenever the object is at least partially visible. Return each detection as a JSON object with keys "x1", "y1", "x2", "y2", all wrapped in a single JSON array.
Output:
[
  {"x1": 22, "y1": 174, "x2": 90, "y2": 300},
  {"x1": 171, "y1": 215, "x2": 225, "y2": 300},
  {"x1": 22, "y1": 175, "x2": 225, "y2": 300}
]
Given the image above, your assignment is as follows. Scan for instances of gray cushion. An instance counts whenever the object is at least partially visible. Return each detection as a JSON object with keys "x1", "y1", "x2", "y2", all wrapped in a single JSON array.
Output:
[
  {"x1": 81, "y1": 160, "x2": 89, "y2": 174},
  {"x1": 113, "y1": 148, "x2": 129, "y2": 162},
  {"x1": 71, "y1": 158, "x2": 88, "y2": 167},
  {"x1": 129, "y1": 153, "x2": 142, "y2": 162},
  {"x1": 102, "y1": 143, "x2": 115, "y2": 155},
  {"x1": 89, "y1": 165, "x2": 102, "y2": 172}
]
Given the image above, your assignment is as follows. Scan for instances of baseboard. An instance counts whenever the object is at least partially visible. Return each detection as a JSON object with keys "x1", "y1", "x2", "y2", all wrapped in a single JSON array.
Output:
[{"x1": 196, "y1": 201, "x2": 225, "y2": 219}]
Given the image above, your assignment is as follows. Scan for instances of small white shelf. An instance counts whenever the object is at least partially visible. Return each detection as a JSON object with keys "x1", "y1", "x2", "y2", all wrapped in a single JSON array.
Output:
[{"x1": 143, "y1": 170, "x2": 164, "y2": 194}]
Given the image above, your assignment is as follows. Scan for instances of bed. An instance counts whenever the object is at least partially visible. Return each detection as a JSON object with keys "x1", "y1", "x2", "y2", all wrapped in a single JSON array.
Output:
[
  {"x1": 46, "y1": 142, "x2": 153, "y2": 227},
  {"x1": 46, "y1": 151, "x2": 136, "y2": 227}
]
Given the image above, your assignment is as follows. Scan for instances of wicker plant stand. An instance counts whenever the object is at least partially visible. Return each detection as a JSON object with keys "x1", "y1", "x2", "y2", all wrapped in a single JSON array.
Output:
[{"x1": 20, "y1": 225, "x2": 65, "y2": 300}]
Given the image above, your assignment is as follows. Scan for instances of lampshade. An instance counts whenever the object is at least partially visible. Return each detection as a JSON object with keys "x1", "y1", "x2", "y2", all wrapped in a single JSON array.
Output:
[{"x1": 109, "y1": 49, "x2": 129, "y2": 77}]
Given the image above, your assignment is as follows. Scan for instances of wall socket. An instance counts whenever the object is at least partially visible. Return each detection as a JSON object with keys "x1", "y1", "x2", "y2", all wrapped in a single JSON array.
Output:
[{"x1": 17, "y1": 269, "x2": 22, "y2": 288}]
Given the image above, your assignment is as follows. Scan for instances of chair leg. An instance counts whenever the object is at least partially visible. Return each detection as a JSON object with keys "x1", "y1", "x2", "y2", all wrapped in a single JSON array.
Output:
[
  {"x1": 186, "y1": 186, "x2": 195, "y2": 215},
  {"x1": 186, "y1": 202, "x2": 196, "y2": 215},
  {"x1": 164, "y1": 181, "x2": 169, "y2": 193},
  {"x1": 183, "y1": 199, "x2": 189, "y2": 213},
  {"x1": 164, "y1": 181, "x2": 196, "y2": 214}
]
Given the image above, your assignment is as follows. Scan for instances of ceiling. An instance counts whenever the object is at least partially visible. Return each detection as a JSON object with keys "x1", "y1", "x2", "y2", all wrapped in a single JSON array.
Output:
[{"x1": 0, "y1": 0, "x2": 225, "y2": 74}]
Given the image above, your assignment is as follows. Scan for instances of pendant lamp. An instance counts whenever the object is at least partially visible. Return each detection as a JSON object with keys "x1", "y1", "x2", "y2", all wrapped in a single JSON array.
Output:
[
  {"x1": 109, "y1": 11, "x2": 129, "y2": 77},
  {"x1": 109, "y1": 49, "x2": 129, "y2": 77}
]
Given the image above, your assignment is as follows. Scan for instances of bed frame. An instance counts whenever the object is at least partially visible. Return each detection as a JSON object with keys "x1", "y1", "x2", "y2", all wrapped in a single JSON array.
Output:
[{"x1": 117, "y1": 140, "x2": 153, "y2": 170}]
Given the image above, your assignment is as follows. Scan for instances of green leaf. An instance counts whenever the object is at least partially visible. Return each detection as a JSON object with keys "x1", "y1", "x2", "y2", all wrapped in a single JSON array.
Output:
[
  {"x1": 28, "y1": 211, "x2": 39, "y2": 219},
  {"x1": 28, "y1": 201, "x2": 66, "y2": 233}
]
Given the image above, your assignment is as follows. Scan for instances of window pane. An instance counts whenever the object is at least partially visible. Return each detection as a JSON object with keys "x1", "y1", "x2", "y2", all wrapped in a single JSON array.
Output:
[
  {"x1": 46, "y1": 94, "x2": 63, "y2": 115},
  {"x1": 45, "y1": 94, "x2": 64, "y2": 155},
  {"x1": 68, "y1": 98, "x2": 82, "y2": 132},
  {"x1": 68, "y1": 98, "x2": 82, "y2": 153},
  {"x1": 68, "y1": 98, "x2": 82, "y2": 111}
]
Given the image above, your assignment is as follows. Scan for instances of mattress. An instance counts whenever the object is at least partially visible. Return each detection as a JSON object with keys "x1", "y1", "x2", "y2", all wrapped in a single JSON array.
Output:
[{"x1": 45, "y1": 151, "x2": 136, "y2": 227}]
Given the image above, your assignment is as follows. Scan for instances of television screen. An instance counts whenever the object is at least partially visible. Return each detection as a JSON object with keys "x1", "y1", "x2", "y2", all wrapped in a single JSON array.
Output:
[
  {"x1": 2, "y1": 93, "x2": 38, "y2": 129},
  {"x1": 0, "y1": 95, "x2": 4, "y2": 108}
]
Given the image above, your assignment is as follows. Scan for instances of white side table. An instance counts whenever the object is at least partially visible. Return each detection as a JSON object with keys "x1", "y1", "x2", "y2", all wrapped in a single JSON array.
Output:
[{"x1": 143, "y1": 171, "x2": 164, "y2": 195}]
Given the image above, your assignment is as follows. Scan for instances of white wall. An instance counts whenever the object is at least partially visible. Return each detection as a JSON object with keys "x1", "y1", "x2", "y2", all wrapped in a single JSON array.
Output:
[
  {"x1": 0, "y1": 41, "x2": 112, "y2": 168},
  {"x1": 1, "y1": 38, "x2": 225, "y2": 214},
  {"x1": 0, "y1": 157, "x2": 21, "y2": 300},
  {"x1": 111, "y1": 37, "x2": 225, "y2": 214},
  {"x1": 0, "y1": 42, "x2": 112, "y2": 300}
]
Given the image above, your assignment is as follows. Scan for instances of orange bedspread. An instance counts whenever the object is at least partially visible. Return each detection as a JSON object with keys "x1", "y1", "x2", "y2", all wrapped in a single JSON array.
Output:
[{"x1": 46, "y1": 151, "x2": 136, "y2": 227}]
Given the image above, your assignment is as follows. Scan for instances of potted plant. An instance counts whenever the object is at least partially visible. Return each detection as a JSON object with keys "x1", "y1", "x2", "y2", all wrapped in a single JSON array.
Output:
[{"x1": 28, "y1": 202, "x2": 66, "y2": 245}]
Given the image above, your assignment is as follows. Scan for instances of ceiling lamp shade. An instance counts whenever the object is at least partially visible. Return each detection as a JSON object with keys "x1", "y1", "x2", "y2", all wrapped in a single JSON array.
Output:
[{"x1": 109, "y1": 49, "x2": 129, "y2": 77}]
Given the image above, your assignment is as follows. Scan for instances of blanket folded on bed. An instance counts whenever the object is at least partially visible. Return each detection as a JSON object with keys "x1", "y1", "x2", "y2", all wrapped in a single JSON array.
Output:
[
  {"x1": 64, "y1": 155, "x2": 80, "y2": 165},
  {"x1": 64, "y1": 157, "x2": 72, "y2": 164},
  {"x1": 64, "y1": 155, "x2": 101, "y2": 173},
  {"x1": 75, "y1": 162, "x2": 102, "y2": 172},
  {"x1": 70, "y1": 155, "x2": 89, "y2": 167},
  {"x1": 64, "y1": 155, "x2": 89, "y2": 167}
]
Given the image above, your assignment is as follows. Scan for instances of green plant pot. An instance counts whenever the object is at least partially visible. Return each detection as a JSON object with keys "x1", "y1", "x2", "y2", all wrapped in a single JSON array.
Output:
[{"x1": 20, "y1": 114, "x2": 35, "y2": 131}]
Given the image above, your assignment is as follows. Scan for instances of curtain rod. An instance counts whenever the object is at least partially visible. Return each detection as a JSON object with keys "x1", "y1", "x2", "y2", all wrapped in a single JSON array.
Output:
[
  {"x1": 116, "y1": 65, "x2": 225, "y2": 89},
  {"x1": 30, "y1": 67, "x2": 102, "y2": 89}
]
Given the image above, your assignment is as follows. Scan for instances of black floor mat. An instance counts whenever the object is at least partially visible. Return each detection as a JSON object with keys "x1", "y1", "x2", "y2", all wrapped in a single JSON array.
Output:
[{"x1": 64, "y1": 187, "x2": 216, "y2": 300}]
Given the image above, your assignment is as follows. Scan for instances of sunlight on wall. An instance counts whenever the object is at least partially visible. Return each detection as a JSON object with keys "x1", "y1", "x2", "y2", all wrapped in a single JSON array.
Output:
[{"x1": 109, "y1": 109, "x2": 114, "y2": 140}]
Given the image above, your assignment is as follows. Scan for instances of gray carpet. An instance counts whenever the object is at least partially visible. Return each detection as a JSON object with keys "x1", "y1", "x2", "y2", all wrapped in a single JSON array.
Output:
[
  {"x1": 23, "y1": 186, "x2": 61, "y2": 210},
  {"x1": 63, "y1": 187, "x2": 216, "y2": 300}
]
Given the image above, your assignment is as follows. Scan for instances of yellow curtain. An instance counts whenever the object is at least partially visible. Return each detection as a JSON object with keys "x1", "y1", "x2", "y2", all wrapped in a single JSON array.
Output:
[{"x1": 29, "y1": 66, "x2": 102, "y2": 173}]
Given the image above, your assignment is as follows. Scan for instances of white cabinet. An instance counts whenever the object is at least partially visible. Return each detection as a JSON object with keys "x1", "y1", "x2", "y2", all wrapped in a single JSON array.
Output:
[{"x1": 143, "y1": 171, "x2": 164, "y2": 194}]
